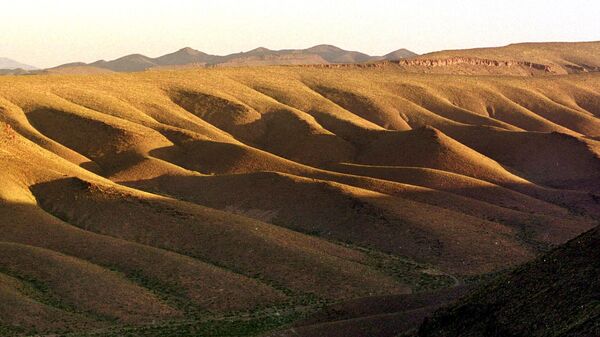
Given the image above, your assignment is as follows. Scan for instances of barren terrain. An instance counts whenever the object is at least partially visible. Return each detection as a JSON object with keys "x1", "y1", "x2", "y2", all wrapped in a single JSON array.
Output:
[{"x1": 1, "y1": 42, "x2": 599, "y2": 336}]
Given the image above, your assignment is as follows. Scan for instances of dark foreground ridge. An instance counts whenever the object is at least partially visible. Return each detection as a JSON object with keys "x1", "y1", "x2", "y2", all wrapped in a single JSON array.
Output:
[{"x1": 416, "y1": 225, "x2": 600, "y2": 337}]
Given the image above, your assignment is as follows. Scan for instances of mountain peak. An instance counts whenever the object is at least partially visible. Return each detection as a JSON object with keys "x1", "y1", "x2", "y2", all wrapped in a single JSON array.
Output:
[
  {"x1": 0, "y1": 57, "x2": 38, "y2": 70},
  {"x1": 383, "y1": 48, "x2": 418, "y2": 60},
  {"x1": 177, "y1": 47, "x2": 203, "y2": 55},
  {"x1": 306, "y1": 44, "x2": 344, "y2": 53},
  {"x1": 247, "y1": 47, "x2": 272, "y2": 54}
]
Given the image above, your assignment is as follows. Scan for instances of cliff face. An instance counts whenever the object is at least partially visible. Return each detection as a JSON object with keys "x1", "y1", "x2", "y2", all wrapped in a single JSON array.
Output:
[
  {"x1": 300, "y1": 55, "x2": 600, "y2": 76},
  {"x1": 414, "y1": 42, "x2": 600, "y2": 74},
  {"x1": 397, "y1": 57, "x2": 555, "y2": 73},
  {"x1": 394, "y1": 56, "x2": 600, "y2": 75},
  {"x1": 564, "y1": 63, "x2": 600, "y2": 72},
  {"x1": 297, "y1": 57, "x2": 554, "y2": 76}
]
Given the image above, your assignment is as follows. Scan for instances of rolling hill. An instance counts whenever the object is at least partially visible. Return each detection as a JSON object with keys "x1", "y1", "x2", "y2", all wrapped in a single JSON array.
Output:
[
  {"x1": 0, "y1": 58, "x2": 599, "y2": 336},
  {"x1": 269, "y1": 223, "x2": 600, "y2": 337}
]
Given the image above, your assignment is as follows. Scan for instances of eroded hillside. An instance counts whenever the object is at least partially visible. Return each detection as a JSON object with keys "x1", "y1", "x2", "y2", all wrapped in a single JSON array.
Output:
[
  {"x1": 398, "y1": 42, "x2": 600, "y2": 75},
  {"x1": 0, "y1": 66, "x2": 599, "y2": 336}
]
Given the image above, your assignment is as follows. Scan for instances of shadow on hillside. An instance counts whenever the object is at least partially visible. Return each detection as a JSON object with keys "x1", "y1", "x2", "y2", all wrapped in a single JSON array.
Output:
[
  {"x1": 118, "y1": 170, "x2": 599, "y2": 281},
  {"x1": 266, "y1": 286, "x2": 471, "y2": 337},
  {"x1": 0, "y1": 198, "x2": 476, "y2": 337}
]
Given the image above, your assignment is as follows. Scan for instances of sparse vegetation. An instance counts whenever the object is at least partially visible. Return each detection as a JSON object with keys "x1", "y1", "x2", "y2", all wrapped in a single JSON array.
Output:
[
  {"x1": 62, "y1": 312, "x2": 303, "y2": 337},
  {"x1": 417, "y1": 225, "x2": 600, "y2": 337},
  {"x1": 0, "y1": 42, "x2": 599, "y2": 336}
]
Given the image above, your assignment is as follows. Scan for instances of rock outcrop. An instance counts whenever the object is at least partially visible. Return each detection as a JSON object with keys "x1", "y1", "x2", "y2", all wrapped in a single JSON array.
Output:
[{"x1": 396, "y1": 57, "x2": 554, "y2": 73}]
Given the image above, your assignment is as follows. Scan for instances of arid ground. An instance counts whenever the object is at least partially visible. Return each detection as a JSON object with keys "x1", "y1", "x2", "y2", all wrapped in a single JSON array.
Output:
[{"x1": 1, "y1": 42, "x2": 599, "y2": 336}]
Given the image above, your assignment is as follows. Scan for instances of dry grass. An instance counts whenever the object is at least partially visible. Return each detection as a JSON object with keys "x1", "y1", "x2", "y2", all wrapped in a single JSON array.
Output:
[
  {"x1": 417, "y1": 41, "x2": 600, "y2": 74},
  {"x1": 0, "y1": 63, "x2": 599, "y2": 335}
]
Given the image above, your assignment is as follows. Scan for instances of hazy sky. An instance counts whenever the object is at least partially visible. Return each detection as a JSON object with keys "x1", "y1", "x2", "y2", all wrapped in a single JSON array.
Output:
[{"x1": 1, "y1": 0, "x2": 599, "y2": 68}]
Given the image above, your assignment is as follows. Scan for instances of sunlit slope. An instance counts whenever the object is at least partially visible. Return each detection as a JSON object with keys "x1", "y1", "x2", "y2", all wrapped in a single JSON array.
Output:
[
  {"x1": 401, "y1": 42, "x2": 600, "y2": 75},
  {"x1": 0, "y1": 65, "x2": 599, "y2": 335},
  {"x1": 0, "y1": 126, "x2": 410, "y2": 334}
]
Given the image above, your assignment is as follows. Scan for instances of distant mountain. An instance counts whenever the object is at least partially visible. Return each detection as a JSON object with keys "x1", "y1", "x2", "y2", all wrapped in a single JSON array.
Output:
[
  {"x1": 154, "y1": 47, "x2": 220, "y2": 66},
  {"x1": 49, "y1": 45, "x2": 418, "y2": 72},
  {"x1": 89, "y1": 54, "x2": 157, "y2": 72},
  {"x1": 210, "y1": 44, "x2": 377, "y2": 66},
  {"x1": 380, "y1": 48, "x2": 419, "y2": 61},
  {"x1": 0, "y1": 57, "x2": 37, "y2": 70},
  {"x1": 216, "y1": 50, "x2": 330, "y2": 67},
  {"x1": 304, "y1": 44, "x2": 374, "y2": 63}
]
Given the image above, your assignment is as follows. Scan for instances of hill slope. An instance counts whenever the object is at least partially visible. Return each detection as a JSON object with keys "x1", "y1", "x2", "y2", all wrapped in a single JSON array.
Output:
[
  {"x1": 0, "y1": 65, "x2": 598, "y2": 336},
  {"x1": 396, "y1": 41, "x2": 600, "y2": 75},
  {"x1": 417, "y1": 225, "x2": 600, "y2": 337}
]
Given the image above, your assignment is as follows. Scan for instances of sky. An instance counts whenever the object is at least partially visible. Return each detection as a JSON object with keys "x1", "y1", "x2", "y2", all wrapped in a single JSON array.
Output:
[{"x1": 1, "y1": 0, "x2": 599, "y2": 68}]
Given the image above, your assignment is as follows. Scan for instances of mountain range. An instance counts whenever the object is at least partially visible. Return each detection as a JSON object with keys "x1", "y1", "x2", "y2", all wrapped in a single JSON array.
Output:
[
  {"x1": 5, "y1": 42, "x2": 600, "y2": 77},
  {"x1": 0, "y1": 57, "x2": 37, "y2": 71},
  {"x1": 46, "y1": 45, "x2": 417, "y2": 73}
]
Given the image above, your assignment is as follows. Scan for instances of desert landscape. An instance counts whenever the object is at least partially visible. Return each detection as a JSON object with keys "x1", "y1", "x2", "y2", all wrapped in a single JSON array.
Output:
[
  {"x1": 0, "y1": 38, "x2": 598, "y2": 336},
  {"x1": 2, "y1": 0, "x2": 600, "y2": 334}
]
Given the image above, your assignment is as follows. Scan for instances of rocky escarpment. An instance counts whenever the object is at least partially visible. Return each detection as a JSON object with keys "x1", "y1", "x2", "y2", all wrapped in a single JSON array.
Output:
[
  {"x1": 397, "y1": 57, "x2": 554, "y2": 72},
  {"x1": 564, "y1": 63, "x2": 600, "y2": 73},
  {"x1": 297, "y1": 57, "x2": 558, "y2": 76},
  {"x1": 299, "y1": 55, "x2": 600, "y2": 76}
]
